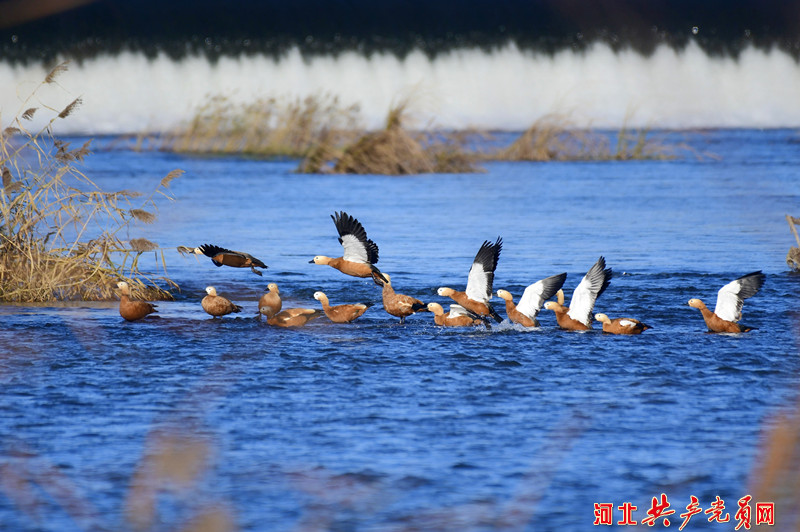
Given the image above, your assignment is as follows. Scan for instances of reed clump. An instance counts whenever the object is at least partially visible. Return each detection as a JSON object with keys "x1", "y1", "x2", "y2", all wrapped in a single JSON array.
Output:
[
  {"x1": 487, "y1": 113, "x2": 677, "y2": 162},
  {"x1": 153, "y1": 94, "x2": 363, "y2": 158},
  {"x1": 1, "y1": 62, "x2": 181, "y2": 302},
  {"x1": 299, "y1": 101, "x2": 481, "y2": 174}
]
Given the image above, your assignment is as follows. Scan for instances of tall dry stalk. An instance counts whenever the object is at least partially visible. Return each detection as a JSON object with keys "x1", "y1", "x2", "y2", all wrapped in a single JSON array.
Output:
[
  {"x1": 0, "y1": 61, "x2": 181, "y2": 302},
  {"x1": 153, "y1": 93, "x2": 363, "y2": 158}
]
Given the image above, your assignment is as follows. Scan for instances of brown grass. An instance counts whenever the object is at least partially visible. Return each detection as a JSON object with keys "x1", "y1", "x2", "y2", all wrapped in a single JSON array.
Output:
[
  {"x1": 299, "y1": 101, "x2": 482, "y2": 174},
  {"x1": 146, "y1": 94, "x2": 692, "y2": 173},
  {"x1": 149, "y1": 93, "x2": 363, "y2": 158},
  {"x1": 487, "y1": 113, "x2": 678, "y2": 162},
  {"x1": 1, "y1": 61, "x2": 181, "y2": 302}
]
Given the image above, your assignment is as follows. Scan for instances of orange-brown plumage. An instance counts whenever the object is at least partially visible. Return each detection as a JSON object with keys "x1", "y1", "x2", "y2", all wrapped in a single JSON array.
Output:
[
  {"x1": 117, "y1": 281, "x2": 158, "y2": 321},
  {"x1": 257, "y1": 283, "x2": 282, "y2": 319},
  {"x1": 201, "y1": 286, "x2": 242, "y2": 318},
  {"x1": 266, "y1": 308, "x2": 322, "y2": 328},
  {"x1": 595, "y1": 314, "x2": 652, "y2": 335},
  {"x1": 374, "y1": 273, "x2": 426, "y2": 323},
  {"x1": 427, "y1": 303, "x2": 485, "y2": 327},
  {"x1": 314, "y1": 291, "x2": 369, "y2": 323}
]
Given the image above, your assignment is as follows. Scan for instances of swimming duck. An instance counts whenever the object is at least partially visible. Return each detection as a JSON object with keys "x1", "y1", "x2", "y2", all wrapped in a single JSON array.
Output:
[
  {"x1": 496, "y1": 272, "x2": 567, "y2": 327},
  {"x1": 265, "y1": 307, "x2": 322, "y2": 328},
  {"x1": 310, "y1": 211, "x2": 386, "y2": 281},
  {"x1": 194, "y1": 244, "x2": 267, "y2": 276},
  {"x1": 117, "y1": 281, "x2": 158, "y2": 321},
  {"x1": 257, "y1": 283, "x2": 282, "y2": 319},
  {"x1": 594, "y1": 313, "x2": 652, "y2": 335},
  {"x1": 201, "y1": 286, "x2": 243, "y2": 318},
  {"x1": 314, "y1": 291, "x2": 369, "y2": 323},
  {"x1": 688, "y1": 271, "x2": 765, "y2": 333},
  {"x1": 543, "y1": 257, "x2": 612, "y2": 331},
  {"x1": 438, "y1": 237, "x2": 503, "y2": 323},
  {"x1": 373, "y1": 273, "x2": 427, "y2": 323},
  {"x1": 427, "y1": 302, "x2": 487, "y2": 327}
]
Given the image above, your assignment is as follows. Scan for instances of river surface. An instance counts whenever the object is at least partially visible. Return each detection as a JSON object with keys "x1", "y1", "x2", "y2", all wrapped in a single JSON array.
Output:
[{"x1": 1, "y1": 129, "x2": 799, "y2": 531}]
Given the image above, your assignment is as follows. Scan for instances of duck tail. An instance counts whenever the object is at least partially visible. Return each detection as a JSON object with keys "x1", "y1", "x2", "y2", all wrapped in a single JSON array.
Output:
[{"x1": 411, "y1": 302, "x2": 428, "y2": 312}]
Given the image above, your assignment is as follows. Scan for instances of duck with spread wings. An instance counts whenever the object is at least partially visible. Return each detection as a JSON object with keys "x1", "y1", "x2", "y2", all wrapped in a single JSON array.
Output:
[
  {"x1": 437, "y1": 237, "x2": 504, "y2": 323},
  {"x1": 310, "y1": 211, "x2": 387, "y2": 282}
]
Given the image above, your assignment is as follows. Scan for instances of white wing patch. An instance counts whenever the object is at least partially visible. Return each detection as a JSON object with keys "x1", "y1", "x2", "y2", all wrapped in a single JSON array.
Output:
[
  {"x1": 340, "y1": 234, "x2": 369, "y2": 263},
  {"x1": 465, "y1": 261, "x2": 491, "y2": 302},
  {"x1": 516, "y1": 281, "x2": 546, "y2": 319},
  {"x1": 714, "y1": 279, "x2": 744, "y2": 323},
  {"x1": 619, "y1": 319, "x2": 636, "y2": 328},
  {"x1": 567, "y1": 276, "x2": 597, "y2": 326},
  {"x1": 449, "y1": 305, "x2": 470, "y2": 317}
]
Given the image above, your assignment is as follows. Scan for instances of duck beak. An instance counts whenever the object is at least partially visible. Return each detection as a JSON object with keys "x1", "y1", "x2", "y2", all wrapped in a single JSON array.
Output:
[{"x1": 308, "y1": 258, "x2": 315, "y2": 263}]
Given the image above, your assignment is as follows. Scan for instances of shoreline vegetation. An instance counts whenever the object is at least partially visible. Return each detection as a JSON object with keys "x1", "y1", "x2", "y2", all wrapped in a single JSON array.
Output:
[
  {"x1": 139, "y1": 94, "x2": 688, "y2": 175},
  {"x1": 1, "y1": 63, "x2": 181, "y2": 302}
]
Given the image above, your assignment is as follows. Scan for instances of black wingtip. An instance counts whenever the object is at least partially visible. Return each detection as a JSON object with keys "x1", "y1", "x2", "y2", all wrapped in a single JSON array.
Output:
[
  {"x1": 736, "y1": 270, "x2": 766, "y2": 299},
  {"x1": 411, "y1": 302, "x2": 428, "y2": 312},
  {"x1": 371, "y1": 265, "x2": 388, "y2": 284},
  {"x1": 488, "y1": 303, "x2": 503, "y2": 323},
  {"x1": 473, "y1": 236, "x2": 503, "y2": 273}
]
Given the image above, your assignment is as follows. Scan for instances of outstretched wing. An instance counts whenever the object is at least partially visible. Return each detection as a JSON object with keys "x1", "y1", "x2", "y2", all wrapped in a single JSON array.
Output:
[
  {"x1": 567, "y1": 257, "x2": 612, "y2": 325},
  {"x1": 332, "y1": 211, "x2": 379, "y2": 264},
  {"x1": 465, "y1": 237, "x2": 502, "y2": 302},
  {"x1": 714, "y1": 271, "x2": 765, "y2": 322},
  {"x1": 517, "y1": 272, "x2": 568, "y2": 319},
  {"x1": 197, "y1": 243, "x2": 231, "y2": 266}
]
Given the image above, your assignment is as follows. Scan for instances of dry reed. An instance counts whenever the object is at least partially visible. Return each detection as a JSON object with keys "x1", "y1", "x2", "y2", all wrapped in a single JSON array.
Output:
[
  {"x1": 151, "y1": 94, "x2": 362, "y2": 158},
  {"x1": 488, "y1": 113, "x2": 678, "y2": 162},
  {"x1": 300, "y1": 100, "x2": 481, "y2": 174},
  {"x1": 147, "y1": 92, "x2": 690, "y2": 174},
  {"x1": 1, "y1": 61, "x2": 181, "y2": 302}
]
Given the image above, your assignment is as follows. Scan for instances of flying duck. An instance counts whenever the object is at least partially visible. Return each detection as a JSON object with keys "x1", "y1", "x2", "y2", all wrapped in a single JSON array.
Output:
[
  {"x1": 310, "y1": 211, "x2": 386, "y2": 281},
  {"x1": 265, "y1": 307, "x2": 322, "y2": 328},
  {"x1": 437, "y1": 237, "x2": 503, "y2": 323},
  {"x1": 116, "y1": 281, "x2": 158, "y2": 321},
  {"x1": 427, "y1": 302, "x2": 487, "y2": 327},
  {"x1": 257, "y1": 283, "x2": 282, "y2": 319},
  {"x1": 688, "y1": 271, "x2": 765, "y2": 333},
  {"x1": 201, "y1": 286, "x2": 243, "y2": 318},
  {"x1": 313, "y1": 291, "x2": 369, "y2": 323},
  {"x1": 194, "y1": 244, "x2": 267, "y2": 276},
  {"x1": 373, "y1": 272, "x2": 427, "y2": 324},
  {"x1": 594, "y1": 313, "x2": 652, "y2": 335},
  {"x1": 543, "y1": 256, "x2": 612, "y2": 330},
  {"x1": 496, "y1": 272, "x2": 567, "y2": 327}
]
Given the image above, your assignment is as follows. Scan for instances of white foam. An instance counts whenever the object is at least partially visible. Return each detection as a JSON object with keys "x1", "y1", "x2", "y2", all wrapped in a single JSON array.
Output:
[{"x1": 2, "y1": 42, "x2": 800, "y2": 134}]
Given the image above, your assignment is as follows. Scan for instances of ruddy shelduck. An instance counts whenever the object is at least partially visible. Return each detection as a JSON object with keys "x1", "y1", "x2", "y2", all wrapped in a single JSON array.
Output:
[
  {"x1": 373, "y1": 273, "x2": 427, "y2": 324},
  {"x1": 688, "y1": 271, "x2": 765, "y2": 333},
  {"x1": 314, "y1": 291, "x2": 369, "y2": 323},
  {"x1": 201, "y1": 286, "x2": 243, "y2": 318},
  {"x1": 194, "y1": 244, "x2": 267, "y2": 276},
  {"x1": 257, "y1": 283, "x2": 282, "y2": 319},
  {"x1": 594, "y1": 313, "x2": 652, "y2": 335},
  {"x1": 116, "y1": 281, "x2": 158, "y2": 321},
  {"x1": 426, "y1": 302, "x2": 487, "y2": 327},
  {"x1": 265, "y1": 307, "x2": 322, "y2": 328},
  {"x1": 496, "y1": 272, "x2": 567, "y2": 327},
  {"x1": 543, "y1": 256, "x2": 612, "y2": 331},
  {"x1": 438, "y1": 237, "x2": 503, "y2": 323},
  {"x1": 310, "y1": 211, "x2": 387, "y2": 281}
]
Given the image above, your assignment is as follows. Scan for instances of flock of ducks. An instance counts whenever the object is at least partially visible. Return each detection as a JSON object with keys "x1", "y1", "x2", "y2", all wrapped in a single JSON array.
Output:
[{"x1": 117, "y1": 211, "x2": 766, "y2": 334}]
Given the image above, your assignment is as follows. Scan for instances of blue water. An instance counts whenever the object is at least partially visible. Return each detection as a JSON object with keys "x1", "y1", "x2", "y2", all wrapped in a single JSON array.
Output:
[{"x1": 1, "y1": 129, "x2": 799, "y2": 530}]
